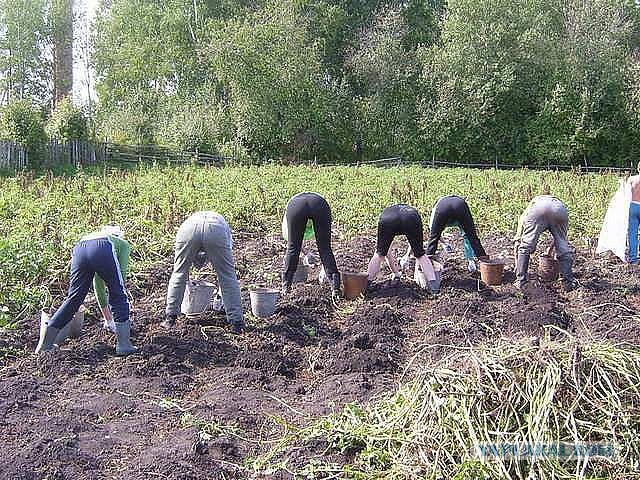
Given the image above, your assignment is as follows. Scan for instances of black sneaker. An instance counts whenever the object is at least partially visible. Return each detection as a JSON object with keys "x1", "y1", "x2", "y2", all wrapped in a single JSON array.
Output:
[
  {"x1": 331, "y1": 272, "x2": 342, "y2": 293},
  {"x1": 161, "y1": 314, "x2": 176, "y2": 329},
  {"x1": 231, "y1": 323, "x2": 244, "y2": 335},
  {"x1": 563, "y1": 280, "x2": 577, "y2": 292}
]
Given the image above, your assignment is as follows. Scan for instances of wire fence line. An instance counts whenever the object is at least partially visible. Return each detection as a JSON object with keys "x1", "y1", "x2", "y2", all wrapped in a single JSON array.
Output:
[{"x1": 0, "y1": 140, "x2": 635, "y2": 174}]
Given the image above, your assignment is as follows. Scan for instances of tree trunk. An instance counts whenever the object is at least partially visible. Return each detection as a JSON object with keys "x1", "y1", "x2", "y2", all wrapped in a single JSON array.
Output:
[{"x1": 52, "y1": 0, "x2": 74, "y2": 105}]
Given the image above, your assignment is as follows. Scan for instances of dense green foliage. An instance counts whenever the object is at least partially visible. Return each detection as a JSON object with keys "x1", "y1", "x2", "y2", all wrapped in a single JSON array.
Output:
[
  {"x1": 45, "y1": 97, "x2": 88, "y2": 142},
  {"x1": 0, "y1": 164, "x2": 620, "y2": 325},
  {"x1": 2, "y1": 0, "x2": 639, "y2": 165},
  {"x1": 0, "y1": 99, "x2": 47, "y2": 162},
  {"x1": 90, "y1": 0, "x2": 640, "y2": 165}
]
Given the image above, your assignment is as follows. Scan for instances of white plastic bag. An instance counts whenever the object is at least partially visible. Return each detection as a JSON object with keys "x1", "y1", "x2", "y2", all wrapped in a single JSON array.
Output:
[{"x1": 596, "y1": 179, "x2": 631, "y2": 262}]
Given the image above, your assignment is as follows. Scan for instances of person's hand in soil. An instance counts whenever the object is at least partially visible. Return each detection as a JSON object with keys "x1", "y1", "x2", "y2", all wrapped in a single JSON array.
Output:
[{"x1": 102, "y1": 306, "x2": 116, "y2": 333}]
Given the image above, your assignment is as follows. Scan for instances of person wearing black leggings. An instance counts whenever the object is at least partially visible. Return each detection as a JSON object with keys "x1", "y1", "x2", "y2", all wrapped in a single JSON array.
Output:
[
  {"x1": 367, "y1": 204, "x2": 438, "y2": 292},
  {"x1": 426, "y1": 196, "x2": 488, "y2": 269},
  {"x1": 282, "y1": 192, "x2": 340, "y2": 295}
]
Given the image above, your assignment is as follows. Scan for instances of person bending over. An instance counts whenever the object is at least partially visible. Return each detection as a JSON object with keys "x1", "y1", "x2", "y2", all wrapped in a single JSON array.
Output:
[
  {"x1": 627, "y1": 163, "x2": 640, "y2": 264},
  {"x1": 426, "y1": 195, "x2": 489, "y2": 271},
  {"x1": 164, "y1": 211, "x2": 245, "y2": 334},
  {"x1": 282, "y1": 192, "x2": 340, "y2": 297},
  {"x1": 514, "y1": 195, "x2": 576, "y2": 291},
  {"x1": 367, "y1": 204, "x2": 439, "y2": 293},
  {"x1": 35, "y1": 225, "x2": 137, "y2": 355}
]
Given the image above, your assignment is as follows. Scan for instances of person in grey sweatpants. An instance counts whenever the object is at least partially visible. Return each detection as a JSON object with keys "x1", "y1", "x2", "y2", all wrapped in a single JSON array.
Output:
[
  {"x1": 514, "y1": 195, "x2": 576, "y2": 291},
  {"x1": 164, "y1": 211, "x2": 244, "y2": 333}
]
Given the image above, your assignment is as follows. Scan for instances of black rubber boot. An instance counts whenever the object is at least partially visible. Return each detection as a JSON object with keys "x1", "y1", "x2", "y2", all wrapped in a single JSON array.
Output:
[
  {"x1": 515, "y1": 253, "x2": 530, "y2": 289},
  {"x1": 365, "y1": 279, "x2": 374, "y2": 295},
  {"x1": 281, "y1": 271, "x2": 294, "y2": 294},
  {"x1": 115, "y1": 320, "x2": 138, "y2": 356},
  {"x1": 35, "y1": 323, "x2": 61, "y2": 354},
  {"x1": 161, "y1": 314, "x2": 176, "y2": 329},
  {"x1": 281, "y1": 280, "x2": 292, "y2": 295},
  {"x1": 331, "y1": 272, "x2": 342, "y2": 298},
  {"x1": 558, "y1": 256, "x2": 577, "y2": 292}
]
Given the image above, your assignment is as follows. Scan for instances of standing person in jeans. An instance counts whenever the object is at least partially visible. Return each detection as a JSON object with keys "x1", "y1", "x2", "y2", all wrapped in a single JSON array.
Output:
[
  {"x1": 164, "y1": 211, "x2": 245, "y2": 334},
  {"x1": 627, "y1": 163, "x2": 640, "y2": 264},
  {"x1": 282, "y1": 192, "x2": 341, "y2": 297},
  {"x1": 514, "y1": 195, "x2": 576, "y2": 291},
  {"x1": 367, "y1": 204, "x2": 439, "y2": 292},
  {"x1": 426, "y1": 195, "x2": 489, "y2": 272},
  {"x1": 35, "y1": 225, "x2": 137, "y2": 355}
]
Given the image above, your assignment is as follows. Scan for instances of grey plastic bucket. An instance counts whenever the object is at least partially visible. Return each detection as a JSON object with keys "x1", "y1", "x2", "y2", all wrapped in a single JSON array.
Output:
[
  {"x1": 41, "y1": 309, "x2": 85, "y2": 347},
  {"x1": 181, "y1": 280, "x2": 216, "y2": 315},
  {"x1": 293, "y1": 260, "x2": 309, "y2": 284},
  {"x1": 250, "y1": 288, "x2": 279, "y2": 318}
]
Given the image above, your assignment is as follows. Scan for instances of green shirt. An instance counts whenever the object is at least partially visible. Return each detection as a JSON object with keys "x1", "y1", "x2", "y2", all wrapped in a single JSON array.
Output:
[
  {"x1": 82, "y1": 232, "x2": 130, "y2": 309},
  {"x1": 281, "y1": 216, "x2": 315, "y2": 241}
]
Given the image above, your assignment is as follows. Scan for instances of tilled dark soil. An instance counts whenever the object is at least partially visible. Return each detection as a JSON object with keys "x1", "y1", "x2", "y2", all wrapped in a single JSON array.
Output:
[{"x1": 2, "y1": 231, "x2": 640, "y2": 479}]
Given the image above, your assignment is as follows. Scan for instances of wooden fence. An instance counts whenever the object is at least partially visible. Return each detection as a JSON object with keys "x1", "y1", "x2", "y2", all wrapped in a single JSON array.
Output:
[
  {"x1": 0, "y1": 140, "x2": 230, "y2": 171},
  {"x1": 0, "y1": 139, "x2": 634, "y2": 174},
  {"x1": 44, "y1": 140, "x2": 107, "y2": 167},
  {"x1": 0, "y1": 140, "x2": 107, "y2": 171},
  {"x1": 104, "y1": 143, "x2": 230, "y2": 166},
  {"x1": 0, "y1": 141, "x2": 27, "y2": 170}
]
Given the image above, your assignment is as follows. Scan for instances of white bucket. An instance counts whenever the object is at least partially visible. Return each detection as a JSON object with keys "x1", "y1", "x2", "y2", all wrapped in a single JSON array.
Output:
[
  {"x1": 181, "y1": 280, "x2": 216, "y2": 315},
  {"x1": 249, "y1": 288, "x2": 279, "y2": 318}
]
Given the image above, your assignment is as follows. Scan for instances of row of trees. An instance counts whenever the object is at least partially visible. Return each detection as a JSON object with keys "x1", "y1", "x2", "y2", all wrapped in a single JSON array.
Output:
[
  {"x1": 0, "y1": 98, "x2": 87, "y2": 161},
  {"x1": 0, "y1": 0, "x2": 73, "y2": 105},
  {"x1": 2, "y1": 0, "x2": 640, "y2": 166}
]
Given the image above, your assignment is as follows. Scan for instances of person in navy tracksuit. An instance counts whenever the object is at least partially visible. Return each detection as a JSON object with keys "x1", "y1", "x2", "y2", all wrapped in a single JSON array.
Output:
[{"x1": 35, "y1": 226, "x2": 137, "y2": 355}]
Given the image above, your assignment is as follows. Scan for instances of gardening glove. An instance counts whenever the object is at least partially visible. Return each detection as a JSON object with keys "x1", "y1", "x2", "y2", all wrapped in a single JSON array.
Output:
[
  {"x1": 414, "y1": 263, "x2": 428, "y2": 290},
  {"x1": 102, "y1": 306, "x2": 116, "y2": 333},
  {"x1": 318, "y1": 266, "x2": 327, "y2": 285},
  {"x1": 303, "y1": 252, "x2": 317, "y2": 266}
]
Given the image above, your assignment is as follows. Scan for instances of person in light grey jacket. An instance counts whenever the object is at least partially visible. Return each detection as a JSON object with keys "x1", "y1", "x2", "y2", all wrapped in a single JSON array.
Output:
[
  {"x1": 164, "y1": 211, "x2": 244, "y2": 333},
  {"x1": 514, "y1": 195, "x2": 576, "y2": 291}
]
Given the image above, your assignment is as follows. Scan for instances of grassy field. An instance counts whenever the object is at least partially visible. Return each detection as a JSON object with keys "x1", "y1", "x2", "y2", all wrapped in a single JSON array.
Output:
[{"x1": 0, "y1": 164, "x2": 621, "y2": 326}]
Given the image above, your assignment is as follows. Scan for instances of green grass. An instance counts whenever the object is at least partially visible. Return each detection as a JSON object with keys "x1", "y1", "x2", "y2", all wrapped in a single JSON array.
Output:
[{"x1": 0, "y1": 164, "x2": 621, "y2": 322}]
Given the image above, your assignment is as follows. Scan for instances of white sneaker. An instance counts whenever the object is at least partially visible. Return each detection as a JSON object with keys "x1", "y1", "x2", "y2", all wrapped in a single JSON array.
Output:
[{"x1": 468, "y1": 259, "x2": 477, "y2": 273}]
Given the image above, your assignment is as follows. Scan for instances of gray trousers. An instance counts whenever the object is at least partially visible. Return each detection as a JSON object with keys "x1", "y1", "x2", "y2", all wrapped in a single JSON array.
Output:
[
  {"x1": 166, "y1": 212, "x2": 244, "y2": 327},
  {"x1": 518, "y1": 196, "x2": 572, "y2": 259}
]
